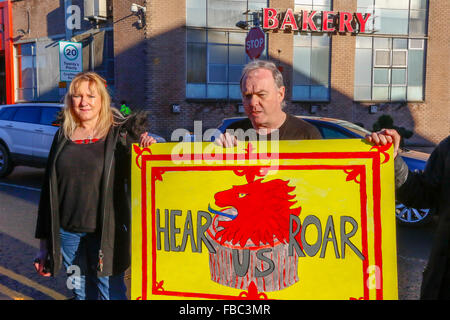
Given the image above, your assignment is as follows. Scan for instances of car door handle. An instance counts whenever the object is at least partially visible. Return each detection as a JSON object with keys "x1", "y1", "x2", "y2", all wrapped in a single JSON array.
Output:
[
  {"x1": 35, "y1": 129, "x2": 44, "y2": 132},
  {"x1": 5, "y1": 124, "x2": 13, "y2": 128}
]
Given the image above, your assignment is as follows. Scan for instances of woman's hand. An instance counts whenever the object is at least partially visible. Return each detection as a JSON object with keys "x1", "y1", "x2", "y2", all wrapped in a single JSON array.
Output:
[
  {"x1": 139, "y1": 132, "x2": 157, "y2": 148},
  {"x1": 34, "y1": 239, "x2": 51, "y2": 277}
]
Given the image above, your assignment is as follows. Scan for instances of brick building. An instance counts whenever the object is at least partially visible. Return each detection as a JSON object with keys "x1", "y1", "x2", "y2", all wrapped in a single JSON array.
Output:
[{"x1": 1, "y1": 0, "x2": 449, "y2": 146}]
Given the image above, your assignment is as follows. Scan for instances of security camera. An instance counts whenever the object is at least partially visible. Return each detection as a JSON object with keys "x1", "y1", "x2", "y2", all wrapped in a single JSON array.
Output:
[{"x1": 131, "y1": 3, "x2": 146, "y2": 14}]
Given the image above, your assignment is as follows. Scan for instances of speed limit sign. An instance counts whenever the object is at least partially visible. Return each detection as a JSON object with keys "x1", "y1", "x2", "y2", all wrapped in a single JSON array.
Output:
[{"x1": 59, "y1": 41, "x2": 83, "y2": 82}]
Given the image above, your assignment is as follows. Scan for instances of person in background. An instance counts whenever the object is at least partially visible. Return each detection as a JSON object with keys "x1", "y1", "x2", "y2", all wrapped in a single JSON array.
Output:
[
  {"x1": 366, "y1": 129, "x2": 450, "y2": 299},
  {"x1": 33, "y1": 71, "x2": 156, "y2": 300},
  {"x1": 216, "y1": 59, "x2": 321, "y2": 147}
]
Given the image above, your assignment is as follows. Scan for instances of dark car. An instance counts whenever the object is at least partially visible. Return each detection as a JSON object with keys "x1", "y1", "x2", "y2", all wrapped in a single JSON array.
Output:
[{"x1": 217, "y1": 116, "x2": 431, "y2": 226}]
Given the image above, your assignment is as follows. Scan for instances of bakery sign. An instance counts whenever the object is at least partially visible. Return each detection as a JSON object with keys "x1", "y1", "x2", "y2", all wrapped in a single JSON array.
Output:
[
  {"x1": 131, "y1": 139, "x2": 398, "y2": 300},
  {"x1": 262, "y1": 8, "x2": 371, "y2": 33}
]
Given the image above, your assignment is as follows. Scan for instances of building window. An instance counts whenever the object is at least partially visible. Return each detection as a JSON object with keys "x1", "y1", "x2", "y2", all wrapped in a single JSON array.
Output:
[
  {"x1": 354, "y1": 0, "x2": 427, "y2": 101},
  {"x1": 357, "y1": 0, "x2": 428, "y2": 36},
  {"x1": 186, "y1": 0, "x2": 268, "y2": 100},
  {"x1": 292, "y1": 0, "x2": 332, "y2": 101},
  {"x1": 15, "y1": 43, "x2": 37, "y2": 102}
]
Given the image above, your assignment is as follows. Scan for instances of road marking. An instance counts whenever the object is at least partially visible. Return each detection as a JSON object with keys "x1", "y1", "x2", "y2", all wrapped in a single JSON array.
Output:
[
  {"x1": 0, "y1": 265, "x2": 67, "y2": 300},
  {"x1": 0, "y1": 283, "x2": 33, "y2": 300},
  {"x1": 0, "y1": 182, "x2": 41, "y2": 192}
]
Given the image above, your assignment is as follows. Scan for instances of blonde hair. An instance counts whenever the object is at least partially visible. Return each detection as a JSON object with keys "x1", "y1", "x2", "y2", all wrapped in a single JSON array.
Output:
[{"x1": 62, "y1": 71, "x2": 124, "y2": 140}]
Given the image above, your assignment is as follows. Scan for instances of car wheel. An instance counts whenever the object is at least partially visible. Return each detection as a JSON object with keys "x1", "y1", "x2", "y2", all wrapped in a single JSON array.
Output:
[
  {"x1": 395, "y1": 202, "x2": 431, "y2": 226},
  {"x1": 0, "y1": 144, "x2": 13, "y2": 178}
]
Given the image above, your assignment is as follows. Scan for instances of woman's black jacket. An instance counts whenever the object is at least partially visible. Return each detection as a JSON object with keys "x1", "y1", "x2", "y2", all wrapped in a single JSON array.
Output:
[{"x1": 35, "y1": 113, "x2": 147, "y2": 277}]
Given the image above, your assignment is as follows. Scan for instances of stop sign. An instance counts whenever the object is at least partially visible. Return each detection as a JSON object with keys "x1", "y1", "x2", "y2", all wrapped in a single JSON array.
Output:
[{"x1": 245, "y1": 27, "x2": 265, "y2": 60}]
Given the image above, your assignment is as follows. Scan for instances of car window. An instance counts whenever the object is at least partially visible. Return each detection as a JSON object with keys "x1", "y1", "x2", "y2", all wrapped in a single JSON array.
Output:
[
  {"x1": 12, "y1": 107, "x2": 41, "y2": 124},
  {"x1": 40, "y1": 107, "x2": 61, "y2": 126},
  {"x1": 0, "y1": 107, "x2": 17, "y2": 120},
  {"x1": 320, "y1": 127, "x2": 351, "y2": 139}
]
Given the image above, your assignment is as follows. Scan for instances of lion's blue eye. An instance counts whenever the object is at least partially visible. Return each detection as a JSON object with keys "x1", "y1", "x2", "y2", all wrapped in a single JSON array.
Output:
[{"x1": 238, "y1": 193, "x2": 247, "y2": 198}]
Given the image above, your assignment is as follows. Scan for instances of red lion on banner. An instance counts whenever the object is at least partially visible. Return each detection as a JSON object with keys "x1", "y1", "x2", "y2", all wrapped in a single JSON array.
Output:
[{"x1": 213, "y1": 178, "x2": 301, "y2": 248}]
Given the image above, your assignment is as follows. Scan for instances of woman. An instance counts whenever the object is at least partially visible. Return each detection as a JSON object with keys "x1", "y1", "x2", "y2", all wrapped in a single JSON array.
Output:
[{"x1": 33, "y1": 72, "x2": 156, "y2": 300}]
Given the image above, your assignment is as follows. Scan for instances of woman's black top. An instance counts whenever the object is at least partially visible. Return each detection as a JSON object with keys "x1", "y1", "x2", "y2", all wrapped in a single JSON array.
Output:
[{"x1": 56, "y1": 138, "x2": 105, "y2": 233}]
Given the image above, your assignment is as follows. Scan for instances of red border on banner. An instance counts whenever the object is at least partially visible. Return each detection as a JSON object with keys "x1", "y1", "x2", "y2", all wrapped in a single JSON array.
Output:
[{"x1": 138, "y1": 151, "x2": 384, "y2": 300}]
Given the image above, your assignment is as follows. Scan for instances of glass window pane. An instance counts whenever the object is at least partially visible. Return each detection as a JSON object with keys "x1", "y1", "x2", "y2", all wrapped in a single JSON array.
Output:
[
  {"x1": 391, "y1": 87, "x2": 406, "y2": 101},
  {"x1": 374, "y1": 37, "x2": 391, "y2": 49},
  {"x1": 187, "y1": 29, "x2": 206, "y2": 42},
  {"x1": 208, "y1": 31, "x2": 228, "y2": 44},
  {"x1": 407, "y1": 86, "x2": 423, "y2": 101},
  {"x1": 209, "y1": 44, "x2": 228, "y2": 64},
  {"x1": 408, "y1": 49, "x2": 424, "y2": 86},
  {"x1": 409, "y1": 10, "x2": 427, "y2": 36},
  {"x1": 229, "y1": 32, "x2": 246, "y2": 45},
  {"x1": 186, "y1": 83, "x2": 207, "y2": 98},
  {"x1": 409, "y1": 39, "x2": 424, "y2": 49},
  {"x1": 207, "y1": 84, "x2": 227, "y2": 98},
  {"x1": 393, "y1": 39, "x2": 407, "y2": 49},
  {"x1": 356, "y1": 36, "x2": 372, "y2": 49},
  {"x1": 292, "y1": 85, "x2": 311, "y2": 101},
  {"x1": 392, "y1": 51, "x2": 407, "y2": 66},
  {"x1": 209, "y1": 64, "x2": 227, "y2": 82},
  {"x1": 376, "y1": 0, "x2": 409, "y2": 9},
  {"x1": 312, "y1": 33, "x2": 329, "y2": 47},
  {"x1": 21, "y1": 56, "x2": 35, "y2": 88},
  {"x1": 357, "y1": 0, "x2": 373, "y2": 9},
  {"x1": 375, "y1": 50, "x2": 390, "y2": 66},
  {"x1": 310, "y1": 85, "x2": 329, "y2": 100},
  {"x1": 208, "y1": 0, "x2": 247, "y2": 28},
  {"x1": 372, "y1": 86, "x2": 389, "y2": 100},
  {"x1": 293, "y1": 47, "x2": 311, "y2": 85},
  {"x1": 410, "y1": 0, "x2": 427, "y2": 10},
  {"x1": 375, "y1": 9, "x2": 409, "y2": 35},
  {"x1": 21, "y1": 44, "x2": 34, "y2": 56},
  {"x1": 229, "y1": 84, "x2": 241, "y2": 99},
  {"x1": 392, "y1": 69, "x2": 406, "y2": 85},
  {"x1": 186, "y1": 0, "x2": 206, "y2": 27},
  {"x1": 311, "y1": 46, "x2": 329, "y2": 85},
  {"x1": 229, "y1": 45, "x2": 246, "y2": 65},
  {"x1": 354, "y1": 48, "x2": 372, "y2": 86},
  {"x1": 294, "y1": 33, "x2": 311, "y2": 47},
  {"x1": 374, "y1": 68, "x2": 390, "y2": 85},
  {"x1": 229, "y1": 65, "x2": 244, "y2": 82},
  {"x1": 354, "y1": 86, "x2": 372, "y2": 100},
  {"x1": 187, "y1": 43, "x2": 206, "y2": 83}
]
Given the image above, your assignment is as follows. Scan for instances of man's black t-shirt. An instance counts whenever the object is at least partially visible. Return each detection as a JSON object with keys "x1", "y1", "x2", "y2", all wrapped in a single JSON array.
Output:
[{"x1": 226, "y1": 113, "x2": 322, "y2": 140}]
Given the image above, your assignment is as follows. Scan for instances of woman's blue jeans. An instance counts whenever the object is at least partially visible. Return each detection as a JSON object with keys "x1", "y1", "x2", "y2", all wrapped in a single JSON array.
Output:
[{"x1": 60, "y1": 228, "x2": 127, "y2": 300}]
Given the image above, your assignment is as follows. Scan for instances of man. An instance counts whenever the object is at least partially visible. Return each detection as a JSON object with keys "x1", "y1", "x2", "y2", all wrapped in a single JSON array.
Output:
[
  {"x1": 217, "y1": 60, "x2": 321, "y2": 146},
  {"x1": 367, "y1": 129, "x2": 450, "y2": 299}
]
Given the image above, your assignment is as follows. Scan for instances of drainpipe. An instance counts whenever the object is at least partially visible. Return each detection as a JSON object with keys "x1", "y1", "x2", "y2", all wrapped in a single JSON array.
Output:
[{"x1": 64, "y1": 0, "x2": 73, "y2": 40}]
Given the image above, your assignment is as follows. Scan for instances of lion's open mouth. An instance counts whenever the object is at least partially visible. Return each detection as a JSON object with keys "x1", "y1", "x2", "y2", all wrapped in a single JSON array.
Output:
[{"x1": 208, "y1": 204, "x2": 237, "y2": 220}]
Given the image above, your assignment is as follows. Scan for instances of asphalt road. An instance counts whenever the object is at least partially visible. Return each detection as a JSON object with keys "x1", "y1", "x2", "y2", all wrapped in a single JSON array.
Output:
[{"x1": 0, "y1": 166, "x2": 436, "y2": 300}]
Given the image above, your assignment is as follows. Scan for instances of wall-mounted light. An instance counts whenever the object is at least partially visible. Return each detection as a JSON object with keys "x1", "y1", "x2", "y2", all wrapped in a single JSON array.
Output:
[
  {"x1": 171, "y1": 104, "x2": 181, "y2": 114},
  {"x1": 236, "y1": 104, "x2": 245, "y2": 114},
  {"x1": 369, "y1": 105, "x2": 378, "y2": 114},
  {"x1": 310, "y1": 105, "x2": 318, "y2": 114},
  {"x1": 131, "y1": 3, "x2": 146, "y2": 29}
]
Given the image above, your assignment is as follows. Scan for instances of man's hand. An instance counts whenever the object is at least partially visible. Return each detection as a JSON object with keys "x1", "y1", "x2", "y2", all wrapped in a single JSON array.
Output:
[
  {"x1": 215, "y1": 132, "x2": 238, "y2": 148},
  {"x1": 139, "y1": 132, "x2": 157, "y2": 148},
  {"x1": 365, "y1": 128, "x2": 401, "y2": 159}
]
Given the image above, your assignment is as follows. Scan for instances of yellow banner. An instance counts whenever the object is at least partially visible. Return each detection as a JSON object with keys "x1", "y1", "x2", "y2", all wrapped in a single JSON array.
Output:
[{"x1": 131, "y1": 139, "x2": 398, "y2": 300}]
